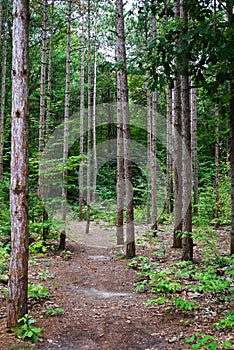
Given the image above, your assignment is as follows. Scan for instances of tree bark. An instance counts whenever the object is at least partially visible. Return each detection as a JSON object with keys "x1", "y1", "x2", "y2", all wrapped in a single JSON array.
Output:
[
  {"x1": 116, "y1": 72, "x2": 124, "y2": 244},
  {"x1": 85, "y1": 0, "x2": 91, "y2": 234},
  {"x1": 0, "y1": 0, "x2": 2, "y2": 42},
  {"x1": 166, "y1": 84, "x2": 173, "y2": 214},
  {"x1": 181, "y1": 1, "x2": 193, "y2": 261},
  {"x1": 116, "y1": 0, "x2": 135, "y2": 257},
  {"x1": 172, "y1": 0, "x2": 182, "y2": 248},
  {"x1": 60, "y1": 0, "x2": 72, "y2": 250},
  {"x1": 38, "y1": 0, "x2": 47, "y2": 199},
  {"x1": 7, "y1": 0, "x2": 29, "y2": 327},
  {"x1": 151, "y1": 13, "x2": 157, "y2": 233},
  {"x1": 45, "y1": 0, "x2": 54, "y2": 139},
  {"x1": 215, "y1": 109, "x2": 219, "y2": 219},
  {"x1": 191, "y1": 87, "x2": 198, "y2": 216},
  {"x1": 92, "y1": 37, "x2": 97, "y2": 202},
  {"x1": 228, "y1": 1, "x2": 234, "y2": 254},
  {"x1": 79, "y1": 7, "x2": 85, "y2": 222},
  {"x1": 0, "y1": 2, "x2": 9, "y2": 180},
  {"x1": 230, "y1": 79, "x2": 234, "y2": 255}
]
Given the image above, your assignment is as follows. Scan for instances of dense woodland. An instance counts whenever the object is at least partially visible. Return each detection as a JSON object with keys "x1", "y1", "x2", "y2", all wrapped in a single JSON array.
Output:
[{"x1": 0, "y1": 0, "x2": 234, "y2": 347}]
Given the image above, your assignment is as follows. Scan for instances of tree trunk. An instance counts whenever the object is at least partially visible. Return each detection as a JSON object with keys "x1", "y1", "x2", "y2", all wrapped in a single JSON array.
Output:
[
  {"x1": 38, "y1": 0, "x2": 47, "y2": 198},
  {"x1": 60, "y1": 0, "x2": 72, "y2": 250},
  {"x1": 230, "y1": 79, "x2": 234, "y2": 255},
  {"x1": 116, "y1": 0, "x2": 135, "y2": 257},
  {"x1": 166, "y1": 84, "x2": 173, "y2": 214},
  {"x1": 85, "y1": 0, "x2": 91, "y2": 234},
  {"x1": 7, "y1": 0, "x2": 29, "y2": 328},
  {"x1": 0, "y1": 1, "x2": 9, "y2": 180},
  {"x1": 172, "y1": 0, "x2": 182, "y2": 248},
  {"x1": 228, "y1": 1, "x2": 234, "y2": 254},
  {"x1": 45, "y1": 0, "x2": 54, "y2": 139},
  {"x1": 151, "y1": 13, "x2": 157, "y2": 233},
  {"x1": 79, "y1": 7, "x2": 85, "y2": 222},
  {"x1": 0, "y1": 0, "x2": 2, "y2": 42},
  {"x1": 92, "y1": 38, "x2": 97, "y2": 202},
  {"x1": 215, "y1": 109, "x2": 219, "y2": 219},
  {"x1": 116, "y1": 70, "x2": 124, "y2": 245},
  {"x1": 146, "y1": 79, "x2": 151, "y2": 224},
  {"x1": 191, "y1": 86, "x2": 198, "y2": 216},
  {"x1": 181, "y1": 2, "x2": 193, "y2": 261}
]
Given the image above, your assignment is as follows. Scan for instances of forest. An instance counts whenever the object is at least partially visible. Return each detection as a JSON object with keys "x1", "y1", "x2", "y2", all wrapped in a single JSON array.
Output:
[{"x1": 0, "y1": 0, "x2": 234, "y2": 349}]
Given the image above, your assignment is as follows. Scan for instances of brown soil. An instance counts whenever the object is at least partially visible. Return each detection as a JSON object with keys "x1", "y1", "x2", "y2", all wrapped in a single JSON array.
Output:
[{"x1": 0, "y1": 222, "x2": 233, "y2": 350}]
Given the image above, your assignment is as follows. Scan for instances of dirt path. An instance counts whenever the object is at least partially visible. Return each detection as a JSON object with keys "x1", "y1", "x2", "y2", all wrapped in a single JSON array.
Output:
[
  {"x1": 34, "y1": 243, "x2": 170, "y2": 350},
  {"x1": 1, "y1": 223, "x2": 232, "y2": 349}
]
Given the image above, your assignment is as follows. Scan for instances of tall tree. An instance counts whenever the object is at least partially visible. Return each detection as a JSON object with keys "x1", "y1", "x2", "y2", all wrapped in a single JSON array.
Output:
[
  {"x1": 116, "y1": 4, "x2": 124, "y2": 245},
  {"x1": 0, "y1": 0, "x2": 2, "y2": 42},
  {"x1": 215, "y1": 108, "x2": 219, "y2": 219},
  {"x1": 79, "y1": 6, "x2": 85, "y2": 221},
  {"x1": 0, "y1": 1, "x2": 9, "y2": 180},
  {"x1": 92, "y1": 37, "x2": 97, "y2": 202},
  {"x1": 38, "y1": 0, "x2": 47, "y2": 199},
  {"x1": 60, "y1": 0, "x2": 72, "y2": 249},
  {"x1": 191, "y1": 86, "x2": 198, "y2": 216},
  {"x1": 7, "y1": 0, "x2": 29, "y2": 327},
  {"x1": 45, "y1": 0, "x2": 54, "y2": 139},
  {"x1": 151, "y1": 11, "x2": 157, "y2": 233},
  {"x1": 85, "y1": 0, "x2": 91, "y2": 234},
  {"x1": 181, "y1": 0, "x2": 193, "y2": 261},
  {"x1": 166, "y1": 84, "x2": 173, "y2": 215},
  {"x1": 116, "y1": 0, "x2": 135, "y2": 257},
  {"x1": 228, "y1": 0, "x2": 234, "y2": 255},
  {"x1": 172, "y1": 0, "x2": 182, "y2": 248}
]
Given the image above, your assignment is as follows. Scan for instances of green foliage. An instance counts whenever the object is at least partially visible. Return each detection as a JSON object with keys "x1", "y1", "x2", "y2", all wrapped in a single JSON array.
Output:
[
  {"x1": 28, "y1": 284, "x2": 50, "y2": 299},
  {"x1": 15, "y1": 315, "x2": 42, "y2": 343},
  {"x1": 214, "y1": 311, "x2": 234, "y2": 329},
  {"x1": 172, "y1": 297, "x2": 199, "y2": 311},
  {"x1": 128, "y1": 244, "x2": 233, "y2": 313},
  {"x1": 38, "y1": 270, "x2": 55, "y2": 281},
  {"x1": 191, "y1": 268, "x2": 231, "y2": 294},
  {"x1": 193, "y1": 164, "x2": 231, "y2": 227},
  {"x1": 45, "y1": 307, "x2": 64, "y2": 316},
  {"x1": 29, "y1": 240, "x2": 47, "y2": 255},
  {"x1": 184, "y1": 333, "x2": 232, "y2": 350}
]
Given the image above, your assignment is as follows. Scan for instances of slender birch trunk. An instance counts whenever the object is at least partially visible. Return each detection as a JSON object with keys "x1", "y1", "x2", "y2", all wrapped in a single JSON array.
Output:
[
  {"x1": 85, "y1": 0, "x2": 91, "y2": 234},
  {"x1": 116, "y1": 0, "x2": 135, "y2": 257},
  {"x1": 191, "y1": 86, "x2": 198, "y2": 216},
  {"x1": 60, "y1": 0, "x2": 71, "y2": 249},
  {"x1": 0, "y1": 2, "x2": 9, "y2": 180},
  {"x1": 7, "y1": 0, "x2": 29, "y2": 327},
  {"x1": 46, "y1": 0, "x2": 54, "y2": 139},
  {"x1": 172, "y1": 0, "x2": 182, "y2": 248},
  {"x1": 79, "y1": 7, "x2": 85, "y2": 221}
]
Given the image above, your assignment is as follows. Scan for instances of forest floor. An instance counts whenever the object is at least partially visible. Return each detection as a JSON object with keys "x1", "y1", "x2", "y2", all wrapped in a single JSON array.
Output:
[{"x1": 0, "y1": 221, "x2": 233, "y2": 350}]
